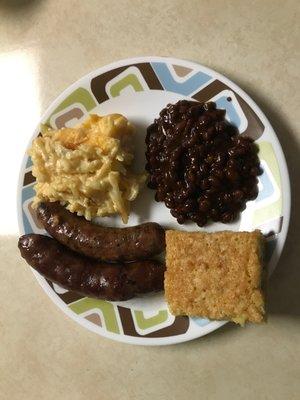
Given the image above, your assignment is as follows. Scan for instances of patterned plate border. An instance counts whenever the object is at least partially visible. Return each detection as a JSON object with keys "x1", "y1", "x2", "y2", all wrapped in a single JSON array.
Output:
[{"x1": 17, "y1": 57, "x2": 291, "y2": 345}]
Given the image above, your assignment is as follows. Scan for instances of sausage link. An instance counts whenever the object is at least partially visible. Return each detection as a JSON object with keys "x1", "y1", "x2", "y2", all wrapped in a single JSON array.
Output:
[
  {"x1": 36, "y1": 202, "x2": 165, "y2": 262},
  {"x1": 18, "y1": 234, "x2": 165, "y2": 301}
]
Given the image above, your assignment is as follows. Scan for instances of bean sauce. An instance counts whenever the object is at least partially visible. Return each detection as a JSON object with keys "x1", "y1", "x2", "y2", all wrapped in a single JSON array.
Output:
[{"x1": 145, "y1": 100, "x2": 262, "y2": 226}]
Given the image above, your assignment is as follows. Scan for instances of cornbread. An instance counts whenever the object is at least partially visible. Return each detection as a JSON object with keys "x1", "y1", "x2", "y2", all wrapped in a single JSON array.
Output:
[
  {"x1": 29, "y1": 114, "x2": 146, "y2": 223},
  {"x1": 165, "y1": 230, "x2": 265, "y2": 324}
]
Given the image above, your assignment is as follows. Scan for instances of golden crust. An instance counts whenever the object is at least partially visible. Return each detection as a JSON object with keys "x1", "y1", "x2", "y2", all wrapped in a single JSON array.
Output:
[{"x1": 165, "y1": 230, "x2": 265, "y2": 324}]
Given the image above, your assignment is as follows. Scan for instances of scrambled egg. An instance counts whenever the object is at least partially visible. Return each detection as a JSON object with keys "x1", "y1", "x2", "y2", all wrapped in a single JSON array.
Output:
[{"x1": 29, "y1": 114, "x2": 146, "y2": 223}]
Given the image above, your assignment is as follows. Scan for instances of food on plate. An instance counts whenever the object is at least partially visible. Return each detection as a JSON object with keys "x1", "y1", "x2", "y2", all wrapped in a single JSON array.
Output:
[
  {"x1": 37, "y1": 201, "x2": 165, "y2": 262},
  {"x1": 29, "y1": 114, "x2": 147, "y2": 223},
  {"x1": 164, "y1": 230, "x2": 265, "y2": 324},
  {"x1": 18, "y1": 234, "x2": 165, "y2": 301},
  {"x1": 145, "y1": 100, "x2": 262, "y2": 226}
]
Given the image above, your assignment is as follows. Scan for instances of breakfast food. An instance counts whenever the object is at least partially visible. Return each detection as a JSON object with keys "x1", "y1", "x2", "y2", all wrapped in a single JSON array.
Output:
[
  {"x1": 146, "y1": 100, "x2": 262, "y2": 226},
  {"x1": 37, "y1": 201, "x2": 165, "y2": 262},
  {"x1": 18, "y1": 234, "x2": 165, "y2": 301},
  {"x1": 29, "y1": 114, "x2": 146, "y2": 223},
  {"x1": 165, "y1": 230, "x2": 265, "y2": 324}
]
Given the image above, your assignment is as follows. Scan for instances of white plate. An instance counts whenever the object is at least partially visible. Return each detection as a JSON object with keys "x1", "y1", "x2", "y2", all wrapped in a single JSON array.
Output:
[{"x1": 17, "y1": 57, "x2": 291, "y2": 345}]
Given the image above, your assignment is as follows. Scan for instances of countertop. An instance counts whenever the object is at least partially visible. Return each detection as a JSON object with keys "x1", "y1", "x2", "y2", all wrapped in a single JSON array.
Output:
[{"x1": 0, "y1": 1, "x2": 299, "y2": 399}]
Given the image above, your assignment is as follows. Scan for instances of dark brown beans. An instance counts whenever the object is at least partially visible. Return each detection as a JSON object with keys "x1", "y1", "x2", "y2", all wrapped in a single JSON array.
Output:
[
  {"x1": 250, "y1": 166, "x2": 260, "y2": 176},
  {"x1": 210, "y1": 208, "x2": 220, "y2": 222},
  {"x1": 203, "y1": 102, "x2": 215, "y2": 111},
  {"x1": 205, "y1": 154, "x2": 215, "y2": 164},
  {"x1": 211, "y1": 168, "x2": 224, "y2": 180},
  {"x1": 232, "y1": 189, "x2": 244, "y2": 202},
  {"x1": 223, "y1": 192, "x2": 232, "y2": 203},
  {"x1": 145, "y1": 100, "x2": 262, "y2": 225},
  {"x1": 220, "y1": 212, "x2": 235, "y2": 223},
  {"x1": 200, "y1": 179, "x2": 210, "y2": 190},
  {"x1": 170, "y1": 209, "x2": 180, "y2": 218},
  {"x1": 198, "y1": 198, "x2": 211, "y2": 212},
  {"x1": 182, "y1": 199, "x2": 197, "y2": 212},
  {"x1": 196, "y1": 215, "x2": 207, "y2": 227},
  {"x1": 227, "y1": 166, "x2": 241, "y2": 181},
  {"x1": 176, "y1": 215, "x2": 185, "y2": 224},
  {"x1": 209, "y1": 176, "x2": 221, "y2": 188}
]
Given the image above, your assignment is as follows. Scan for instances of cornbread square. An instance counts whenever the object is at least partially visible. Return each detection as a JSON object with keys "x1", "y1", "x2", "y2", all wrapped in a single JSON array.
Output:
[{"x1": 165, "y1": 230, "x2": 265, "y2": 324}]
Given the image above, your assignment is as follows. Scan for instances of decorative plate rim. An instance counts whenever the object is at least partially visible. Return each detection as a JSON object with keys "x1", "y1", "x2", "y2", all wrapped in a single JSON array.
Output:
[{"x1": 17, "y1": 56, "x2": 291, "y2": 345}]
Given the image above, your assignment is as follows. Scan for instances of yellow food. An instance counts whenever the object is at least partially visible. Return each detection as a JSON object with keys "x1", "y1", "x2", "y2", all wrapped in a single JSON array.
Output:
[
  {"x1": 29, "y1": 114, "x2": 146, "y2": 223},
  {"x1": 165, "y1": 230, "x2": 265, "y2": 324}
]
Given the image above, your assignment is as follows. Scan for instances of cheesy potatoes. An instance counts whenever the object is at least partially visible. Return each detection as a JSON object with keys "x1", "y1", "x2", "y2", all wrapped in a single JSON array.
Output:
[{"x1": 29, "y1": 114, "x2": 146, "y2": 223}]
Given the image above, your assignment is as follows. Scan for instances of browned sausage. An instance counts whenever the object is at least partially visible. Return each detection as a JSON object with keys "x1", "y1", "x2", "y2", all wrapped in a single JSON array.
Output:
[
  {"x1": 18, "y1": 234, "x2": 165, "y2": 301},
  {"x1": 36, "y1": 202, "x2": 165, "y2": 262}
]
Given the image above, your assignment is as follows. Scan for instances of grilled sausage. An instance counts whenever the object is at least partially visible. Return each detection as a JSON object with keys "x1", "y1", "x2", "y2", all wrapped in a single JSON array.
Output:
[
  {"x1": 18, "y1": 234, "x2": 165, "y2": 301},
  {"x1": 36, "y1": 202, "x2": 165, "y2": 262}
]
